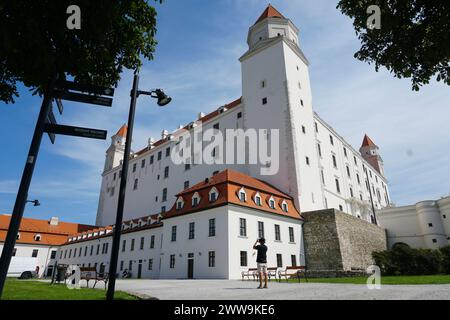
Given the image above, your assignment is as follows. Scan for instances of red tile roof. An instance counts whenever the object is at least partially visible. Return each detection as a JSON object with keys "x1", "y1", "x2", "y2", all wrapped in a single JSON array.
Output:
[
  {"x1": 361, "y1": 134, "x2": 376, "y2": 147},
  {"x1": 0, "y1": 215, "x2": 95, "y2": 246},
  {"x1": 164, "y1": 169, "x2": 302, "y2": 220},
  {"x1": 254, "y1": 4, "x2": 285, "y2": 25}
]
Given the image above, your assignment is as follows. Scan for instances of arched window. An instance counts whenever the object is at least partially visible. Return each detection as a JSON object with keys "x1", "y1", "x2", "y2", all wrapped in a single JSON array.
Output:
[
  {"x1": 238, "y1": 187, "x2": 246, "y2": 202},
  {"x1": 34, "y1": 234, "x2": 42, "y2": 241},
  {"x1": 209, "y1": 187, "x2": 219, "y2": 202},
  {"x1": 281, "y1": 200, "x2": 288, "y2": 212},
  {"x1": 268, "y1": 196, "x2": 276, "y2": 209},
  {"x1": 254, "y1": 192, "x2": 262, "y2": 206},
  {"x1": 176, "y1": 197, "x2": 184, "y2": 210},
  {"x1": 192, "y1": 192, "x2": 201, "y2": 207}
]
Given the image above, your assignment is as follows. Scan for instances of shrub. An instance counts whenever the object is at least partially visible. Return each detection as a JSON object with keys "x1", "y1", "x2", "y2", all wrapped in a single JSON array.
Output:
[{"x1": 439, "y1": 245, "x2": 450, "y2": 274}]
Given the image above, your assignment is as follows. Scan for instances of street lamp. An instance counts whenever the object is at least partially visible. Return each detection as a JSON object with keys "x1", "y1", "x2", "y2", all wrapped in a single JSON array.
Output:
[
  {"x1": 26, "y1": 199, "x2": 40, "y2": 207},
  {"x1": 106, "y1": 72, "x2": 171, "y2": 300}
]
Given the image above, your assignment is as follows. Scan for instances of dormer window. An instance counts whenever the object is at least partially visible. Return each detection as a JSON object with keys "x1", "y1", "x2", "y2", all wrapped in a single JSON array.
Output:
[
  {"x1": 192, "y1": 192, "x2": 201, "y2": 207},
  {"x1": 268, "y1": 197, "x2": 276, "y2": 209},
  {"x1": 281, "y1": 200, "x2": 288, "y2": 212},
  {"x1": 209, "y1": 187, "x2": 219, "y2": 202},
  {"x1": 34, "y1": 234, "x2": 42, "y2": 242},
  {"x1": 176, "y1": 197, "x2": 184, "y2": 210},
  {"x1": 238, "y1": 188, "x2": 247, "y2": 202},
  {"x1": 254, "y1": 193, "x2": 262, "y2": 206},
  {"x1": 16, "y1": 233, "x2": 20, "y2": 240}
]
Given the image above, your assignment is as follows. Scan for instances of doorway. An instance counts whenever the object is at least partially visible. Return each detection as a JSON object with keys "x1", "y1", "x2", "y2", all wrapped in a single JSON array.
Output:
[
  {"x1": 187, "y1": 253, "x2": 194, "y2": 279},
  {"x1": 138, "y1": 260, "x2": 142, "y2": 279}
]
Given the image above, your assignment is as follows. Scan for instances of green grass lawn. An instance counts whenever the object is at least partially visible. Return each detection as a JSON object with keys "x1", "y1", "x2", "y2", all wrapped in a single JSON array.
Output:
[
  {"x1": 275, "y1": 274, "x2": 450, "y2": 285},
  {"x1": 2, "y1": 278, "x2": 138, "y2": 300}
]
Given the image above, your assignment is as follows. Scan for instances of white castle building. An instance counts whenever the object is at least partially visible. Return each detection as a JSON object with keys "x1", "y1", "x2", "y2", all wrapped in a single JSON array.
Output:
[
  {"x1": 96, "y1": 5, "x2": 391, "y2": 228},
  {"x1": 49, "y1": 5, "x2": 392, "y2": 280}
]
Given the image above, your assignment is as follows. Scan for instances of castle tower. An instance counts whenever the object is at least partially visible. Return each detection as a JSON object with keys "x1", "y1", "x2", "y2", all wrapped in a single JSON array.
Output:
[
  {"x1": 240, "y1": 4, "x2": 323, "y2": 212},
  {"x1": 104, "y1": 124, "x2": 127, "y2": 172},
  {"x1": 359, "y1": 134, "x2": 384, "y2": 176}
]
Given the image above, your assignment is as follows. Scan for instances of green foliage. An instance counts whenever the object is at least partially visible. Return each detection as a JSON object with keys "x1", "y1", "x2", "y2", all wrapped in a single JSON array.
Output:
[
  {"x1": 0, "y1": 0, "x2": 163, "y2": 103},
  {"x1": 337, "y1": 0, "x2": 450, "y2": 90},
  {"x1": 373, "y1": 244, "x2": 445, "y2": 276},
  {"x1": 439, "y1": 245, "x2": 450, "y2": 274}
]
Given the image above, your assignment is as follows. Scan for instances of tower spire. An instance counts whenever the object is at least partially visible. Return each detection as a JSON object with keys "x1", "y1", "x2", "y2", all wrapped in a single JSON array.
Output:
[{"x1": 254, "y1": 4, "x2": 285, "y2": 25}]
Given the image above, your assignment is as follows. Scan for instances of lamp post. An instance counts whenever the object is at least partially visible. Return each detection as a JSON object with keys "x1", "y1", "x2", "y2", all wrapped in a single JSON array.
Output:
[{"x1": 106, "y1": 72, "x2": 171, "y2": 300}]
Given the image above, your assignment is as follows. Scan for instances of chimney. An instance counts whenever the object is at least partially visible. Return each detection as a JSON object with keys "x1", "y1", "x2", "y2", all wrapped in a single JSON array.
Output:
[
  {"x1": 49, "y1": 217, "x2": 59, "y2": 226},
  {"x1": 148, "y1": 137, "x2": 156, "y2": 148},
  {"x1": 198, "y1": 112, "x2": 205, "y2": 120}
]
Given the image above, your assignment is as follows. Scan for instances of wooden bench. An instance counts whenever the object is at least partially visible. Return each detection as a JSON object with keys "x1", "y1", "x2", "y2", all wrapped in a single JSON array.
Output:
[
  {"x1": 241, "y1": 268, "x2": 258, "y2": 281},
  {"x1": 79, "y1": 267, "x2": 109, "y2": 289},
  {"x1": 267, "y1": 267, "x2": 278, "y2": 281},
  {"x1": 278, "y1": 266, "x2": 308, "y2": 283}
]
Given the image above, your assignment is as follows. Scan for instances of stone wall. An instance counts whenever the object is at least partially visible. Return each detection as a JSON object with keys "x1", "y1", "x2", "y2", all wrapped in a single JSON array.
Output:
[{"x1": 302, "y1": 209, "x2": 387, "y2": 271}]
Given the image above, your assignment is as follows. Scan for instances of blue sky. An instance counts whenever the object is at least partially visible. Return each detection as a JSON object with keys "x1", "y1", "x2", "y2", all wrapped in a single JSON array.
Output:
[{"x1": 1, "y1": 0, "x2": 449, "y2": 225}]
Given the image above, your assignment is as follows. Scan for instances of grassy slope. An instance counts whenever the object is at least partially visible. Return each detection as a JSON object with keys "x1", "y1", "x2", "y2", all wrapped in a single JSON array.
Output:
[{"x1": 2, "y1": 279, "x2": 138, "y2": 300}]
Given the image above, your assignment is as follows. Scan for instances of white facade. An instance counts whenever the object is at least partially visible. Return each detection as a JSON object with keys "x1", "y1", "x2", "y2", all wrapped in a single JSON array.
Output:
[
  {"x1": 0, "y1": 243, "x2": 58, "y2": 278},
  {"x1": 95, "y1": 6, "x2": 390, "y2": 227},
  {"x1": 378, "y1": 196, "x2": 450, "y2": 249},
  {"x1": 57, "y1": 204, "x2": 302, "y2": 280}
]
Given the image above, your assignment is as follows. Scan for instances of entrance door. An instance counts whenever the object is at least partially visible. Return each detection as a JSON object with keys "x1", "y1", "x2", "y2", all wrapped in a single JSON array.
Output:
[
  {"x1": 187, "y1": 253, "x2": 194, "y2": 279},
  {"x1": 138, "y1": 260, "x2": 142, "y2": 279}
]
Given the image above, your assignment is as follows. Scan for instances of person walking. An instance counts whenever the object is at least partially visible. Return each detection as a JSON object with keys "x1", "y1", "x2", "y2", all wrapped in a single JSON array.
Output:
[{"x1": 253, "y1": 238, "x2": 268, "y2": 289}]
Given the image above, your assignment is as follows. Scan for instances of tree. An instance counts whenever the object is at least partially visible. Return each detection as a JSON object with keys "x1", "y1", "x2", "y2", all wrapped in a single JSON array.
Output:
[
  {"x1": 337, "y1": 0, "x2": 450, "y2": 90},
  {"x1": 0, "y1": 0, "x2": 162, "y2": 103}
]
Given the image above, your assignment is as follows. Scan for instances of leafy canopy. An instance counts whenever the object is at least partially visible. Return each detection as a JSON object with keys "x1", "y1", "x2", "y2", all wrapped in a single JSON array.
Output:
[
  {"x1": 337, "y1": 0, "x2": 450, "y2": 90},
  {"x1": 0, "y1": 0, "x2": 162, "y2": 103}
]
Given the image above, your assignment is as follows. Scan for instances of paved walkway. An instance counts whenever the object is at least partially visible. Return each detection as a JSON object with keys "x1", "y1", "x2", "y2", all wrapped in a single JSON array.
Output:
[{"x1": 112, "y1": 279, "x2": 450, "y2": 300}]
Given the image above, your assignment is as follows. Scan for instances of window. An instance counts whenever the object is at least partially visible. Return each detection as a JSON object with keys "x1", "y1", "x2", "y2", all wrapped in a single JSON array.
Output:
[
  {"x1": 346, "y1": 165, "x2": 351, "y2": 178},
  {"x1": 192, "y1": 192, "x2": 200, "y2": 207},
  {"x1": 148, "y1": 259, "x2": 153, "y2": 270},
  {"x1": 140, "y1": 237, "x2": 145, "y2": 250},
  {"x1": 213, "y1": 123, "x2": 219, "y2": 130},
  {"x1": 432, "y1": 239, "x2": 437, "y2": 243},
  {"x1": 84, "y1": 246, "x2": 88, "y2": 256},
  {"x1": 238, "y1": 188, "x2": 246, "y2": 202},
  {"x1": 302, "y1": 126, "x2": 306, "y2": 134},
  {"x1": 162, "y1": 188, "x2": 167, "y2": 202},
  {"x1": 261, "y1": 80, "x2": 266, "y2": 88},
  {"x1": 208, "y1": 251, "x2": 215, "y2": 267},
  {"x1": 130, "y1": 238, "x2": 135, "y2": 251},
  {"x1": 291, "y1": 255, "x2": 297, "y2": 267},
  {"x1": 150, "y1": 155, "x2": 154, "y2": 164},
  {"x1": 141, "y1": 159, "x2": 145, "y2": 168},
  {"x1": 315, "y1": 122, "x2": 318, "y2": 132},
  {"x1": 428, "y1": 223, "x2": 433, "y2": 227},
  {"x1": 184, "y1": 181, "x2": 190, "y2": 190},
  {"x1": 237, "y1": 112, "x2": 242, "y2": 119},
  {"x1": 129, "y1": 260, "x2": 133, "y2": 271},
  {"x1": 332, "y1": 155, "x2": 337, "y2": 168},
  {"x1": 110, "y1": 186, "x2": 115, "y2": 196},
  {"x1": 176, "y1": 198, "x2": 183, "y2": 210},
  {"x1": 321, "y1": 169, "x2": 325, "y2": 184},
  {"x1": 300, "y1": 99, "x2": 304, "y2": 106},
  {"x1": 282, "y1": 201, "x2": 288, "y2": 212},
  {"x1": 276, "y1": 254, "x2": 283, "y2": 268},
  {"x1": 317, "y1": 143, "x2": 322, "y2": 157},
  {"x1": 343, "y1": 147, "x2": 347, "y2": 157},
  {"x1": 157, "y1": 151, "x2": 162, "y2": 160},
  {"x1": 170, "y1": 255, "x2": 176, "y2": 268},
  {"x1": 50, "y1": 250, "x2": 57, "y2": 259},
  {"x1": 262, "y1": 97, "x2": 267, "y2": 105},
  {"x1": 150, "y1": 235, "x2": 155, "y2": 249},
  {"x1": 171, "y1": 226, "x2": 177, "y2": 242},
  {"x1": 166, "y1": 147, "x2": 170, "y2": 157},
  {"x1": 258, "y1": 221, "x2": 265, "y2": 239},
  {"x1": 133, "y1": 178, "x2": 138, "y2": 190},
  {"x1": 34, "y1": 234, "x2": 41, "y2": 241},
  {"x1": 305, "y1": 156, "x2": 310, "y2": 165},
  {"x1": 209, "y1": 188, "x2": 218, "y2": 202},
  {"x1": 269, "y1": 198, "x2": 275, "y2": 209},
  {"x1": 96, "y1": 244, "x2": 100, "y2": 255},
  {"x1": 132, "y1": 163, "x2": 137, "y2": 172},
  {"x1": 239, "y1": 218, "x2": 247, "y2": 237},
  {"x1": 255, "y1": 194, "x2": 262, "y2": 206},
  {"x1": 32, "y1": 249, "x2": 38, "y2": 258},
  {"x1": 120, "y1": 261, "x2": 124, "y2": 271},
  {"x1": 289, "y1": 227, "x2": 295, "y2": 243},
  {"x1": 189, "y1": 222, "x2": 195, "y2": 239},
  {"x1": 209, "y1": 218, "x2": 216, "y2": 237},
  {"x1": 275, "y1": 225, "x2": 281, "y2": 241},
  {"x1": 185, "y1": 162, "x2": 191, "y2": 171},
  {"x1": 90, "y1": 245, "x2": 93, "y2": 256},
  {"x1": 350, "y1": 187, "x2": 354, "y2": 197},
  {"x1": 357, "y1": 173, "x2": 361, "y2": 184},
  {"x1": 79, "y1": 247, "x2": 82, "y2": 257},
  {"x1": 164, "y1": 166, "x2": 169, "y2": 178},
  {"x1": 339, "y1": 205, "x2": 343, "y2": 211},
  {"x1": 113, "y1": 172, "x2": 117, "y2": 180},
  {"x1": 354, "y1": 156, "x2": 357, "y2": 165},
  {"x1": 240, "y1": 251, "x2": 248, "y2": 267},
  {"x1": 335, "y1": 178, "x2": 341, "y2": 193},
  {"x1": 329, "y1": 135, "x2": 334, "y2": 145}
]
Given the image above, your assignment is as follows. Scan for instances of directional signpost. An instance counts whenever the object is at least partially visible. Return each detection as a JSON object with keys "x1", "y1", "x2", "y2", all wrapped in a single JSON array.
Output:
[{"x1": 0, "y1": 77, "x2": 115, "y2": 298}]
